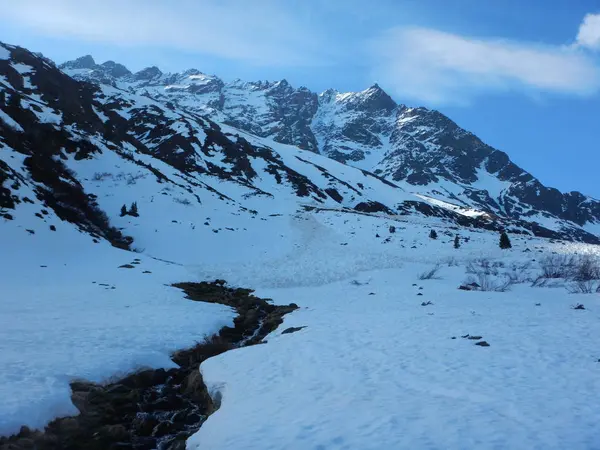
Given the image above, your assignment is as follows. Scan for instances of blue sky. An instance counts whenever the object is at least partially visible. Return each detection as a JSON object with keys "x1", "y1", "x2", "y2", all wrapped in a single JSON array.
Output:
[{"x1": 1, "y1": 0, "x2": 599, "y2": 197}]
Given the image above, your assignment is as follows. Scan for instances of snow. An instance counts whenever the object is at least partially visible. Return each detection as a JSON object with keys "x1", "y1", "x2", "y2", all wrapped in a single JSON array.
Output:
[
  {"x1": 0, "y1": 150, "x2": 237, "y2": 435},
  {"x1": 187, "y1": 228, "x2": 600, "y2": 449},
  {"x1": 10, "y1": 63, "x2": 33, "y2": 75},
  {"x1": 0, "y1": 109, "x2": 24, "y2": 132},
  {"x1": 0, "y1": 235, "x2": 235, "y2": 436},
  {"x1": 0, "y1": 46, "x2": 10, "y2": 60},
  {"x1": 472, "y1": 166, "x2": 514, "y2": 200},
  {"x1": 3, "y1": 51, "x2": 600, "y2": 448},
  {"x1": 415, "y1": 193, "x2": 487, "y2": 218}
]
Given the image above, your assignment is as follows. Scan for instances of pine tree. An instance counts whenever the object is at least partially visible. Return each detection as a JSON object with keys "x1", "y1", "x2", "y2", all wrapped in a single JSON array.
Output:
[
  {"x1": 454, "y1": 235, "x2": 460, "y2": 249},
  {"x1": 120, "y1": 204, "x2": 127, "y2": 217},
  {"x1": 0, "y1": 90, "x2": 5, "y2": 106},
  {"x1": 499, "y1": 231, "x2": 512, "y2": 249},
  {"x1": 129, "y1": 202, "x2": 139, "y2": 217},
  {"x1": 429, "y1": 229, "x2": 438, "y2": 239}
]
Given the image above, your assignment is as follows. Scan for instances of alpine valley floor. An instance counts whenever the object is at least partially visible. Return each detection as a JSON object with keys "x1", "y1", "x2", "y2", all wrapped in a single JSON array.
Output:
[{"x1": 2, "y1": 205, "x2": 600, "y2": 449}]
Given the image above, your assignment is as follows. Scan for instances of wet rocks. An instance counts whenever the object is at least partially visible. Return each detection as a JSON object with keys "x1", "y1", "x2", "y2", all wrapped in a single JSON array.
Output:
[{"x1": 1, "y1": 280, "x2": 298, "y2": 450}]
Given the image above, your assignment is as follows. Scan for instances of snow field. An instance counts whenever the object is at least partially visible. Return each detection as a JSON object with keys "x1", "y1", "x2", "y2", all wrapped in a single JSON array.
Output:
[
  {"x1": 190, "y1": 262, "x2": 600, "y2": 450},
  {"x1": 0, "y1": 206, "x2": 235, "y2": 436}
]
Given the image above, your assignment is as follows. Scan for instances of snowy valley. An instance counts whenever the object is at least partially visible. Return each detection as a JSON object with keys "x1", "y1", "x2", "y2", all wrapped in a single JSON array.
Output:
[{"x1": 1, "y1": 41, "x2": 600, "y2": 450}]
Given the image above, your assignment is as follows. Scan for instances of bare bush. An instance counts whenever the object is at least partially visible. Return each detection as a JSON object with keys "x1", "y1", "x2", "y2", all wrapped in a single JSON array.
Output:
[
  {"x1": 174, "y1": 197, "x2": 192, "y2": 206},
  {"x1": 466, "y1": 258, "x2": 504, "y2": 276},
  {"x1": 572, "y1": 255, "x2": 600, "y2": 282},
  {"x1": 535, "y1": 254, "x2": 600, "y2": 293},
  {"x1": 538, "y1": 254, "x2": 577, "y2": 279},
  {"x1": 505, "y1": 261, "x2": 533, "y2": 284},
  {"x1": 464, "y1": 273, "x2": 513, "y2": 292},
  {"x1": 567, "y1": 280, "x2": 600, "y2": 294},
  {"x1": 92, "y1": 172, "x2": 112, "y2": 181},
  {"x1": 443, "y1": 256, "x2": 460, "y2": 267},
  {"x1": 418, "y1": 264, "x2": 441, "y2": 280},
  {"x1": 114, "y1": 172, "x2": 146, "y2": 185}
]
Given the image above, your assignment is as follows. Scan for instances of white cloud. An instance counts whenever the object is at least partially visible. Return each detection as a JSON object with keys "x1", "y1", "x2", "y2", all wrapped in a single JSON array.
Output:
[
  {"x1": 0, "y1": 0, "x2": 328, "y2": 66},
  {"x1": 576, "y1": 13, "x2": 600, "y2": 50},
  {"x1": 370, "y1": 26, "x2": 600, "y2": 105}
]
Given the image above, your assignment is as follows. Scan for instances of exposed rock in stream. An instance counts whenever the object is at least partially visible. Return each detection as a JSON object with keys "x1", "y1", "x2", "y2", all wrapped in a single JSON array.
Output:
[{"x1": 0, "y1": 281, "x2": 298, "y2": 450}]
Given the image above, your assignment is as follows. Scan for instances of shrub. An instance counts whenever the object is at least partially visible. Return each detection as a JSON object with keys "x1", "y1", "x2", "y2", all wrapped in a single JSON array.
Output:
[
  {"x1": 534, "y1": 254, "x2": 600, "y2": 292},
  {"x1": 466, "y1": 258, "x2": 499, "y2": 276},
  {"x1": 567, "y1": 281, "x2": 600, "y2": 294},
  {"x1": 499, "y1": 231, "x2": 511, "y2": 249},
  {"x1": 538, "y1": 254, "x2": 576, "y2": 279},
  {"x1": 504, "y1": 261, "x2": 533, "y2": 284},
  {"x1": 572, "y1": 254, "x2": 600, "y2": 282},
  {"x1": 92, "y1": 172, "x2": 112, "y2": 181},
  {"x1": 174, "y1": 197, "x2": 192, "y2": 206},
  {"x1": 129, "y1": 201, "x2": 139, "y2": 217},
  {"x1": 464, "y1": 273, "x2": 513, "y2": 292},
  {"x1": 443, "y1": 256, "x2": 459, "y2": 267},
  {"x1": 418, "y1": 264, "x2": 441, "y2": 280},
  {"x1": 454, "y1": 235, "x2": 460, "y2": 249},
  {"x1": 429, "y1": 229, "x2": 437, "y2": 239}
]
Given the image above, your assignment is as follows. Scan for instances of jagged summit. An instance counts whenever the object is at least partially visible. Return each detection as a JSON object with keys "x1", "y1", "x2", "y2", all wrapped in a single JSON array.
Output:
[
  {"x1": 100, "y1": 60, "x2": 131, "y2": 78},
  {"x1": 62, "y1": 54, "x2": 96, "y2": 70},
  {"x1": 57, "y1": 52, "x2": 600, "y2": 239},
  {"x1": 4, "y1": 45, "x2": 598, "y2": 243}
]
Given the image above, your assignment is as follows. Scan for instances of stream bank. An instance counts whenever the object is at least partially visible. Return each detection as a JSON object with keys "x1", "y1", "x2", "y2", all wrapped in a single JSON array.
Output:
[{"x1": 0, "y1": 280, "x2": 298, "y2": 450}]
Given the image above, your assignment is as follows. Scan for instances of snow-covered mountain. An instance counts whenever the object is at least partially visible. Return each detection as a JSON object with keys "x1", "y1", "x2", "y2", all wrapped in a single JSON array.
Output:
[
  {"x1": 1, "y1": 42, "x2": 592, "y2": 252},
  {"x1": 58, "y1": 54, "x2": 600, "y2": 244},
  {"x1": 4, "y1": 42, "x2": 600, "y2": 450}
]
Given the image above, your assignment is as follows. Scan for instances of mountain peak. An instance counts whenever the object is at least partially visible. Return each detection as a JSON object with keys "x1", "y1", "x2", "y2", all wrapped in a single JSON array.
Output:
[
  {"x1": 343, "y1": 83, "x2": 397, "y2": 112},
  {"x1": 61, "y1": 54, "x2": 96, "y2": 70},
  {"x1": 133, "y1": 66, "x2": 163, "y2": 81},
  {"x1": 100, "y1": 60, "x2": 131, "y2": 78}
]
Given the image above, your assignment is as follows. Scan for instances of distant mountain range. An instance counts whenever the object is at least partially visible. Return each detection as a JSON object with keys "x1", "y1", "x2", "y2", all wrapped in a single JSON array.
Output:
[
  {"x1": 0, "y1": 42, "x2": 598, "y2": 249},
  {"x1": 60, "y1": 54, "x2": 600, "y2": 240}
]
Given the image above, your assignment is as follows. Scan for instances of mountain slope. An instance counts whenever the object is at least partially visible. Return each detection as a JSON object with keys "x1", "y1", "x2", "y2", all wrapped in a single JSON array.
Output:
[
  {"x1": 59, "y1": 55, "x2": 600, "y2": 242},
  {"x1": 2, "y1": 42, "x2": 589, "y2": 253},
  {"x1": 4, "y1": 42, "x2": 600, "y2": 446}
]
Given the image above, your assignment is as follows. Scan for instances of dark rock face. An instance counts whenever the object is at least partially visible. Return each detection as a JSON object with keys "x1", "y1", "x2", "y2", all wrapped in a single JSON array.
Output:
[
  {"x1": 132, "y1": 66, "x2": 163, "y2": 82},
  {"x1": 0, "y1": 281, "x2": 298, "y2": 450},
  {"x1": 101, "y1": 61, "x2": 132, "y2": 78},
  {"x1": 354, "y1": 201, "x2": 394, "y2": 215},
  {"x1": 9, "y1": 42, "x2": 600, "y2": 243},
  {"x1": 55, "y1": 53, "x2": 598, "y2": 239},
  {"x1": 1, "y1": 44, "x2": 133, "y2": 249},
  {"x1": 281, "y1": 326, "x2": 306, "y2": 335},
  {"x1": 4, "y1": 42, "x2": 394, "y2": 247},
  {"x1": 65, "y1": 54, "x2": 96, "y2": 70},
  {"x1": 58, "y1": 52, "x2": 600, "y2": 239}
]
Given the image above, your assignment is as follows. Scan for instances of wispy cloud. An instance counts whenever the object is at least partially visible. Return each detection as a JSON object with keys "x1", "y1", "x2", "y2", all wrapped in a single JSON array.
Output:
[
  {"x1": 0, "y1": 0, "x2": 328, "y2": 66},
  {"x1": 576, "y1": 13, "x2": 600, "y2": 50},
  {"x1": 370, "y1": 20, "x2": 600, "y2": 105}
]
